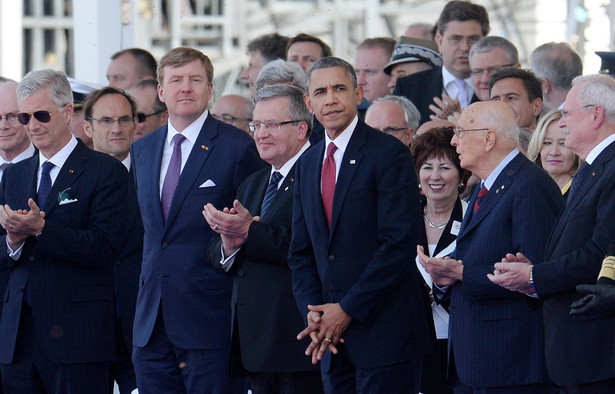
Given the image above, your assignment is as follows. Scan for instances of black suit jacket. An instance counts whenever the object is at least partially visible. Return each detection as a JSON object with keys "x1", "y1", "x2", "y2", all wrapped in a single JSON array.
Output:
[
  {"x1": 394, "y1": 67, "x2": 478, "y2": 125},
  {"x1": 209, "y1": 159, "x2": 319, "y2": 375},
  {"x1": 0, "y1": 140, "x2": 129, "y2": 364},
  {"x1": 534, "y1": 140, "x2": 615, "y2": 386},
  {"x1": 289, "y1": 119, "x2": 432, "y2": 371}
]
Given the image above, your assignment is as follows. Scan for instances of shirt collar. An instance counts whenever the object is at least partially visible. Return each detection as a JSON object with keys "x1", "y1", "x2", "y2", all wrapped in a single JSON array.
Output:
[
  {"x1": 0, "y1": 143, "x2": 35, "y2": 165},
  {"x1": 585, "y1": 133, "x2": 615, "y2": 165},
  {"x1": 122, "y1": 153, "x2": 131, "y2": 171},
  {"x1": 483, "y1": 148, "x2": 519, "y2": 190},
  {"x1": 166, "y1": 109, "x2": 209, "y2": 147},
  {"x1": 272, "y1": 141, "x2": 310, "y2": 179},
  {"x1": 323, "y1": 115, "x2": 358, "y2": 155},
  {"x1": 39, "y1": 136, "x2": 78, "y2": 170}
]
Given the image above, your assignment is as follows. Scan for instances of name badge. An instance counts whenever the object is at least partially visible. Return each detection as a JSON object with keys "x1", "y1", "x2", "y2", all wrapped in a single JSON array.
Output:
[{"x1": 450, "y1": 220, "x2": 461, "y2": 236}]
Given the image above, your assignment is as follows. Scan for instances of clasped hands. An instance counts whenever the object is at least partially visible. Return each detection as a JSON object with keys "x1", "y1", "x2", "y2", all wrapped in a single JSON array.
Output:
[
  {"x1": 202, "y1": 200, "x2": 258, "y2": 255},
  {"x1": 487, "y1": 252, "x2": 535, "y2": 295},
  {"x1": 297, "y1": 303, "x2": 351, "y2": 364},
  {"x1": 0, "y1": 198, "x2": 45, "y2": 249}
]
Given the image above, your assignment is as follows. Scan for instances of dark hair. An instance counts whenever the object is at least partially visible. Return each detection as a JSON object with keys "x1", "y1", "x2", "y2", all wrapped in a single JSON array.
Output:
[
  {"x1": 489, "y1": 68, "x2": 543, "y2": 102},
  {"x1": 410, "y1": 126, "x2": 471, "y2": 194},
  {"x1": 286, "y1": 33, "x2": 333, "y2": 59},
  {"x1": 83, "y1": 86, "x2": 137, "y2": 122},
  {"x1": 247, "y1": 33, "x2": 290, "y2": 62},
  {"x1": 111, "y1": 48, "x2": 157, "y2": 80},
  {"x1": 357, "y1": 37, "x2": 396, "y2": 59},
  {"x1": 436, "y1": 1, "x2": 490, "y2": 36},
  {"x1": 131, "y1": 79, "x2": 167, "y2": 114},
  {"x1": 158, "y1": 47, "x2": 214, "y2": 84},
  {"x1": 306, "y1": 57, "x2": 357, "y2": 92}
]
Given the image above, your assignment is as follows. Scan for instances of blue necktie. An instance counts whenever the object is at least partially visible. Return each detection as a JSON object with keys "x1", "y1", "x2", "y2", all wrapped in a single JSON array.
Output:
[
  {"x1": 568, "y1": 162, "x2": 589, "y2": 202},
  {"x1": 261, "y1": 171, "x2": 282, "y2": 217},
  {"x1": 38, "y1": 161, "x2": 55, "y2": 209},
  {"x1": 161, "y1": 134, "x2": 186, "y2": 222}
]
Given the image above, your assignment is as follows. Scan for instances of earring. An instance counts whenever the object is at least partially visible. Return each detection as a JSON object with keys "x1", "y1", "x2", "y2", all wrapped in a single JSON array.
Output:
[{"x1": 418, "y1": 184, "x2": 422, "y2": 189}]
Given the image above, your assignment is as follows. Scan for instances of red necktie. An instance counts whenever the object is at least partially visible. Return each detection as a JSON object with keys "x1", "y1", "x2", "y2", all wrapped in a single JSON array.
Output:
[
  {"x1": 473, "y1": 186, "x2": 488, "y2": 213},
  {"x1": 321, "y1": 142, "x2": 337, "y2": 228}
]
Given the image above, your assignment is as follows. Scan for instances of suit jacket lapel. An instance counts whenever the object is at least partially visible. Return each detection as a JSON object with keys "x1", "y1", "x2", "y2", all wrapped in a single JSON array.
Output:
[
  {"x1": 329, "y1": 123, "x2": 365, "y2": 239},
  {"x1": 260, "y1": 165, "x2": 296, "y2": 223},
  {"x1": 146, "y1": 128, "x2": 167, "y2": 232},
  {"x1": 164, "y1": 117, "x2": 216, "y2": 230},
  {"x1": 43, "y1": 142, "x2": 87, "y2": 217}
]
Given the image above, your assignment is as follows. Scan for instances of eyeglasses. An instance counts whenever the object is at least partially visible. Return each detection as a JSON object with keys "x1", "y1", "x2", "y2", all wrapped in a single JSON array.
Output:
[
  {"x1": 211, "y1": 113, "x2": 252, "y2": 124},
  {"x1": 453, "y1": 127, "x2": 489, "y2": 138},
  {"x1": 88, "y1": 116, "x2": 135, "y2": 128},
  {"x1": 17, "y1": 110, "x2": 52, "y2": 125},
  {"x1": 381, "y1": 126, "x2": 409, "y2": 134},
  {"x1": 0, "y1": 113, "x2": 20, "y2": 125},
  {"x1": 561, "y1": 104, "x2": 595, "y2": 122},
  {"x1": 249, "y1": 120, "x2": 301, "y2": 133},
  {"x1": 471, "y1": 63, "x2": 517, "y2": 77},
  {"x1": 446, "y1": 35, "x2": 481, "y2": 47},
  {"x1": 17, "y1": 104, "x2": 68, "y2": 125},
  {"x1": 137, "y1": 110, "x2": 166, "y2": 123}
]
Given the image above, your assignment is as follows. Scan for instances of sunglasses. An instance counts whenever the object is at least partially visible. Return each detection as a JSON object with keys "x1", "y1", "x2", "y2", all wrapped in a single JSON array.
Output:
[
  {"x1": 17, "y1": 110, "x2": 52, "y2": 125},
  {"x1": 137, "y1": 109, "x2": 165, "y2": 123}
]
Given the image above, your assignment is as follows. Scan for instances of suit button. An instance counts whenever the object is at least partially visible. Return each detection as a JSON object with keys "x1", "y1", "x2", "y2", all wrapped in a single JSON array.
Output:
[
  {"x1": 328, "y1": 255, "x2": 334, "y2": 261},
  {"x1": 115, "y1": 260, "x2": 121, "y2": 265},
  {"x1": 238, "y1": 271, "x2": 245, "y2": 277},
  {"x1": 29, "y1": 256, "x2": 35, "y2": 262},
  {"x1": 161, "y1": 243, "x2": 168, "y2": 248}
]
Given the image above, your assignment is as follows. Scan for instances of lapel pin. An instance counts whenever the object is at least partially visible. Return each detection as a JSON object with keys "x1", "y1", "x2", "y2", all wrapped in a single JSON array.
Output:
[
  {"x1": 201, "y1": 145, "x2": 209, "y2": 151},
  {"x1": 69, "y1": 169, "x2": 74, "y2": 173},
  {"x1": 284, "y1": 186, "x2": 289, "y2": 191},
  {"x1": 592, "y1": 172, "x2": 596, "y2": 176},
  {"x1": 350, "y1": 160, "x2": 356, "y2": 165}
]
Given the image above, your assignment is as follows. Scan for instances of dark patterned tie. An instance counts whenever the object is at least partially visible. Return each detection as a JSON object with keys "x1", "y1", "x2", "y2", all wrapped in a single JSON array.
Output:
[
  {"x1": 473, "y1": 185, "x2": 488, "y2": 213},
  {"x1": 321, "y1": 142, "x2": 337, "y2": 228},
  {"x1": 567, "y1": 161, "x2": 589, "y2": 202},
  {"x1": 0, "y1": 162, "x2": 13, "y2": 173},
  {"x1": 260, "y1": 171, "x2": 282, "y2": 217},
  {"x1": 37, "y1": 161, "x2": 55, "y2": 209},
  {"x1": 161, "y1": 134, "x2": 186, "y2": 222}
]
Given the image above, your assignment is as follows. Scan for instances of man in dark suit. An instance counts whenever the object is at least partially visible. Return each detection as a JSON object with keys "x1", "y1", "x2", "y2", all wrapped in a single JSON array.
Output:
[
  {"x1": 204, "y1": 84, "x2": 322, "y2": 394},
  {"x1": 288, "y1": 56, "x2": 432, "y2": 393},
  {"x1": 394, "y1": 1, "x2": 489, "y2": 124},
  {"x1": 490, "y1": 74, "x2": 615, "y2": 392},
  {"x1": 0, "y1": 69, "x2": 128, "y2": 393},
  {"x1": 82, "y1": 86, "x2": 141, "y2": 393},
  {"x1": 0, "y1": 79, "x2": 37, "y2": 394},
  {"x1": 130, "y1": 47, "x2": 264, "y2": 393},
  {"x1": 419, "y1": 101, "x2": 563, "y2": 392}
]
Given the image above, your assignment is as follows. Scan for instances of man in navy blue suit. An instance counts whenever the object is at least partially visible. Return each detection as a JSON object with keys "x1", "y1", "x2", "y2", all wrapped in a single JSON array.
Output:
[
  {"x1": 394, "y1": 1, "x2": 489, "y2": 124},
  {"x1": 131, "y1": 47, "x2": 264, "y2": 393},
  {"x1": 490, "y1": 74, "x2": 615, "y2": 392},
  {"x1": 288, "y1": 56, "x2": 432, "y2": 393},
  {"x1": 419, "y1": 101, "x2": 563, "y2": 392},
  {"x1": 82, "y1": 86, "x2": 141, "y2": 393},
  {"x1": 0, "y1": 69, "x2": 129, "y2": 393}
]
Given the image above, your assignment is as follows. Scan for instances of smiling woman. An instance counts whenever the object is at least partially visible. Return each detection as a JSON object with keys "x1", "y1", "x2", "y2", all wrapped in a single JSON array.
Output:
[{"x1": 527, "y1": 108, "x2": 581, "y2": 199}]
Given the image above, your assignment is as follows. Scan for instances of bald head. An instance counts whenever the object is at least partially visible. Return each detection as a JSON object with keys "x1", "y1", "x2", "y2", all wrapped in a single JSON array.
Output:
[{"x1": 211, "y1": 94, "x2": 254, "y2": 134}]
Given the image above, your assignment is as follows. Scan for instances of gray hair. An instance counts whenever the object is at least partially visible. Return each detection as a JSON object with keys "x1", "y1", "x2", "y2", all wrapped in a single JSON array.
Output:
[
  {"x1": 470, "y1": 36, "x2": 519, "y2": 65},
  {"x1": 255, "y1": 84, "x2": 313, "y2": 136},
  {"x1": 530, "y1": 42, "x2": 582, "y2": 91},
  {"x1": 572, "y1": 74, "x2": 615, "y2": 124},
  {"x1": 17, "y1": 69, "x2": 73, "y2": 108},
  {"x1": 369, "y1": 95, "x2": 421, "y2": 130},
  {"x1": 255, "y1": 59, "x2": 307, "y2": 92},
  {"x1": 306, "y1": 56, "x2": 357, "y2": 93}
]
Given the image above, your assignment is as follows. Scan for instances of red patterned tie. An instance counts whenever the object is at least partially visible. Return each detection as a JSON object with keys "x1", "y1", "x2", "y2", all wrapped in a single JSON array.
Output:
[
  {"x1": 321, "y1": 142, "x2": 337, "y2": 228},
  {"x1": 473, "y1": 186, "x2": 488, "y2": 213}
]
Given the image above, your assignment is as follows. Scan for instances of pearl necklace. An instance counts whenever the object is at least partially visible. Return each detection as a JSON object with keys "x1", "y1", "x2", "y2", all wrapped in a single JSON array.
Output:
[{"x1": 423, "y1": 206, "x2": 449, "y2": 230}]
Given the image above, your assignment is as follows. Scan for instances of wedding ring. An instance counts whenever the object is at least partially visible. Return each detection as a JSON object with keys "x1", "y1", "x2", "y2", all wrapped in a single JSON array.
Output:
[
  {"x1": 214, "y1": 224, "x2": 219, "y2": 230},
  {"x1": 324, "y1": 338, "x2": 332, "y2": 343}
]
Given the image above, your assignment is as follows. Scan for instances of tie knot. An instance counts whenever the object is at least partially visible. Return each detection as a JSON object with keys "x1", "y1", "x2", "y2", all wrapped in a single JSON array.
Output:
[
  {"x1": 477, "y1": 186, "x2": 488, "y2": 198},
  {"x1": 326, "y1": 142, "x2": 337, "y2": 158},
  {"x1": 454, "y1": 78, "x2": 466, "y2": 89},
  {"x1": 172, "y1": 133, "x2": 186, "y2": 147},
  {"x1": 270, "y1": 171, "x2": 282, "y2": 185},
  {"x1": 0, "y1": 162, "x2": 13, "y2": 172},
  {"x1": 41, "y1": 161, "x2": 54, "y2": 175}
]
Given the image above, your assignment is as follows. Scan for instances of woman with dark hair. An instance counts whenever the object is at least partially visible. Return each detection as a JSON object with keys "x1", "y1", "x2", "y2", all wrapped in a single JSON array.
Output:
[{"x1": 410, "y1": 126, "x2": 471, "y2": 394}]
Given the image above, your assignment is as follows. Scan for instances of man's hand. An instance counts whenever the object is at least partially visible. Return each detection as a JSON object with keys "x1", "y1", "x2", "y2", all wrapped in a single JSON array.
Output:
[
  {"x1": 429, "y1": 93, "x2": 461, "y2": 123},
  {"x1": 297, "y1": 303, "x2": 351, "y2": 364},
  {"x1": 0, "y1": 199, "x2": 45, "y2": 249},
  {"x1": 417, "y1": 245, "x2": 463, "y2": 286},
  {"x1": 488, "y1": 252, "x2": 534, "y2": 294},
  {"x1": 202, "y1": 200, "x2": 259, "y2": 255},
  {"x1": 570, "y1": 284, "x2": 615, "y2": 317}
]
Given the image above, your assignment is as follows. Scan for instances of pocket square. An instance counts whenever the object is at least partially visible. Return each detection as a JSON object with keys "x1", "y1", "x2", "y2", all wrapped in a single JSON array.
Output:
[
  {"x1": 59, "y1": 198, "x2": 78, "y2": 205},
  {"x1": 57, "y1": 188, "x2": 77, "y2": 205},
  {"x1": 199, "y1": 179, "x2": 216, "y2": 188}
]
